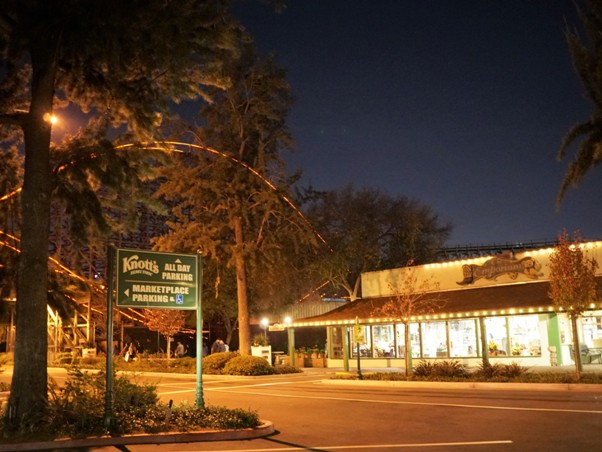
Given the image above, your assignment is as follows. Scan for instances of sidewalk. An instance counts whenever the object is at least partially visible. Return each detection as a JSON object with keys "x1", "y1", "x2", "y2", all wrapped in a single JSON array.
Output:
[{"x1": 302, "y1": 363, "x2": 602, "y2": 375}]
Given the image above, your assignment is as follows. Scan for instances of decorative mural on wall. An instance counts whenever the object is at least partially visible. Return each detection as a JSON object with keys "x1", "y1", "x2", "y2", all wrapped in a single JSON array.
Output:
[{"x1": 457, "y1": 252, "x2": 542, "y2": 286}]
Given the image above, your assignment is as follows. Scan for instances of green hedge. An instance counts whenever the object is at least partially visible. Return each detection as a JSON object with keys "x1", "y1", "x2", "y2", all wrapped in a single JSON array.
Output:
[{"x1": 223, "y1": 355, "x2": 274, "y2": 376}]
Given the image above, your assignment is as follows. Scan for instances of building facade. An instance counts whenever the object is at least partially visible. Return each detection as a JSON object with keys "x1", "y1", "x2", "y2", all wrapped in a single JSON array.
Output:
[{"x1": 291, "y1": 242, "x2": 602, "y2": 369}]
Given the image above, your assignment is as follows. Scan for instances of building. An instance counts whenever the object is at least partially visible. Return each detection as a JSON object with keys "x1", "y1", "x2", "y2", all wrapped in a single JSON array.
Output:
[{"x1": 289, "y1": 241, "x2": 602, "y2": 369}]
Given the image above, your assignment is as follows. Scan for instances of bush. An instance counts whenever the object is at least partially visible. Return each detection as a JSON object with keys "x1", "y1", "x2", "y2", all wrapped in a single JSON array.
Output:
[
  {"x1": 202, "y1": 352, "x2": 239, "y2": 374},
  {"x1": 474, "y1": 361, "x2": 528, "y2": 381},
  {"x1": 273, "y1": 365, "x2": 303, "y2": 375},
  {"x1": 222, "y1": 355, "x2": 274, "y2": 376},
  {"x1": 0, "y1": 366, "x2": 260, "y2": 442},
  {"x1": 431, "y1": 360, "x2": 468, "y2": 378},
  {"x1": 412, "y1": 360, "x2": 434, "y2": 377},
  {"x1": 171, "y1": 405, "x2": 260, "y2": 430},
  {"x1": 363, "y1": 372, "x2": 407, "y2": 381},
  {"x1": 165, "y1": 356, "x2": 196, "y2": 373},
  {"x1": 412, "y1": 360, "x2": 468, "y2": 379}
]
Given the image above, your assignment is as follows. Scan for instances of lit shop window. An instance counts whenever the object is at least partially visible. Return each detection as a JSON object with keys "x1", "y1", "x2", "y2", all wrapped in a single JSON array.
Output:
[
  {"x1": 486, "y1": 315, "x2": 542, "y2": 356},
  {"x1": 421, "y1": 322, "x2": 448, "y2": 358},
  {"x1": 395, "y1": 324, "x2": 405, "y2": 357},
  {"x1": 509, "y1": 315, "x2": 541, "y2": 356},
  {"x1": 330, "y1": 327, "x2": 344, "y2": 359},
  {"x1": 486, "y1": 317, "x2": 509, "y2": 356},
  {"x1": 582, "y1": 312, "x2": 602, "y2": 348},
  {"x1": 393, "y1": 323, "x2": 421, "y2": 358},
  {"x1": 372, "y1": 324, "x2": 395, "y2": 357},
  {"x1": 449, "y1": 319, "x2": 478, "y2": 357},
  {"x1": 351, "y1": 325, "x2": 371, "y2": 358},
  {"x1": 410, "y1": 323, "x2": 421, "y2": 358}
]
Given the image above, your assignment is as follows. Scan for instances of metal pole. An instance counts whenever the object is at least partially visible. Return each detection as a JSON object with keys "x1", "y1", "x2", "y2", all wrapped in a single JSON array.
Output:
[
  {"x1": 104, "y1": 246, "x2": 116, "y2": 429},
  {"x1": 195, "y1": 253, "x2": 204, "y2": 408},
  {"x1": 287, "y1": 327, "x2": 295, "y2": 366}
]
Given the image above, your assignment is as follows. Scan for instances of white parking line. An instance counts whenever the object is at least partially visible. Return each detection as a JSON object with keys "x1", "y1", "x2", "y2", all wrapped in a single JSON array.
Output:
[
  {"x1": 209, "y1": 388, "x2": 602, "y2": 415},
  {"x1": 157, "y1": 379, "x2": 324, "y2": 396},
  {"x1": 179, "y1": 440, "x2": 513, "y2": 451}
]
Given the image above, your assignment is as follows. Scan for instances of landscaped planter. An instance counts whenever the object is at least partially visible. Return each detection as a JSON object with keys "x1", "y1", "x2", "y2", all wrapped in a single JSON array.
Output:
[{"x1": 251, "y1": 345, "x2": 272, "y2": 364}]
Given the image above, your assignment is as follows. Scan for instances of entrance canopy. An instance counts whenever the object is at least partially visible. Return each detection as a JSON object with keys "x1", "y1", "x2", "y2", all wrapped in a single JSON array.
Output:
[{"x1": 292, "y1": 280, "x2": 564, "y2": 327}]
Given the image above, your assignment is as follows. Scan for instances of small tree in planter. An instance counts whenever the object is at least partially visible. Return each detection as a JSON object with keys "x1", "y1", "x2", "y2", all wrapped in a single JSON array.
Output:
[
  {"x1": 372, "y1": 261, "x2": 445, "y2": 376},
  {"x1": 548, "y1": 231, "x2": 598, "y2": 377},
  {"x1": 251, "y1": 334, "x2": 272, "y2": 364},
  {"x1": 143, "y1": 309, "x2": 186, "y2": 360}
]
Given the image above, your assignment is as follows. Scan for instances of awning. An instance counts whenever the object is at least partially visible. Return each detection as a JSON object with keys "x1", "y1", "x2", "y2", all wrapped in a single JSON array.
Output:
[{"x1": 292, "y1": 280, "x2": 602, "y2": 327}]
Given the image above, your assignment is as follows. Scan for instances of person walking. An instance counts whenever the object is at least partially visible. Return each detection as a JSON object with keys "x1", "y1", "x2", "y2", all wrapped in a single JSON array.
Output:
[{"x1": 175, "y1": 341, "x2": 186, "y2": 358}]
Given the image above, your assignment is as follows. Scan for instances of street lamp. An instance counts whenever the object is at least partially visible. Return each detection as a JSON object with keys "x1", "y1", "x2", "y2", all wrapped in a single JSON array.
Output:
[{"x1": 260, "y1": 317, "x2": 269, "y2": 341}]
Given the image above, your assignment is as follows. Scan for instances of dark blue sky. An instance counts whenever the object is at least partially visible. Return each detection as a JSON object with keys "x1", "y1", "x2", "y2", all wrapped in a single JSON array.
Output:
[{"x1": 238, "y1": 0, "x2": 602, "y2": 247}]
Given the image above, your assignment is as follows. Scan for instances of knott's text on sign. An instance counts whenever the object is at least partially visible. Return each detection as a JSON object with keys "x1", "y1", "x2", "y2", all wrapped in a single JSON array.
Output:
[{"x1": 116, "y1": 249, "x2": 198, "y2": 310}]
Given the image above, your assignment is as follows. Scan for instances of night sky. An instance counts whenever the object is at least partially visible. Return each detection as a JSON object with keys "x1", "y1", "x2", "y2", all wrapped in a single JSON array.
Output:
[{"x1": 237, "y1": 0, "x2": 602, "y2": 247}]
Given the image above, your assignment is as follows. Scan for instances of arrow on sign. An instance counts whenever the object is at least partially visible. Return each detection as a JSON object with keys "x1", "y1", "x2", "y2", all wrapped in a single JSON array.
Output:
[{"x1": 124, "y1": 289, "x2": 130, "y2": 297}]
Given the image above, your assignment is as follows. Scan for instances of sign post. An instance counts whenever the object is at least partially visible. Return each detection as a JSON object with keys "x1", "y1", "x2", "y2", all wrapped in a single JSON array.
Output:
[
  {"x1": 104, "y1": 248, "x2": 203, "y2": 425},
  {"x1": 104, "y1": 246, "x2": 116, "y2": 429},
  {"x1": 353, "y1": 317, "x2": 364, "y2": 380},
  {"x1": 195, "y1": 252, "x2": 203, "y2": 408}
]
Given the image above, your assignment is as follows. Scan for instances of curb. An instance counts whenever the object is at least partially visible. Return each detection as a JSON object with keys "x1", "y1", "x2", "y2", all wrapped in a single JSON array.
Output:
[
  {"x1": 0, "y1": 420, "x2": 274, "y2": 451},
  {"x1": 319, "y1": 379, "x2": 602, "y2": 392}
]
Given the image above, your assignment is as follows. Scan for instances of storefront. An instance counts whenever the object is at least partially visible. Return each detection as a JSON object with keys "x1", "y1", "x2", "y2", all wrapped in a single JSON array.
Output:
[{"x1": 290, "y1": 242, "x2": 602, "y2": 369}]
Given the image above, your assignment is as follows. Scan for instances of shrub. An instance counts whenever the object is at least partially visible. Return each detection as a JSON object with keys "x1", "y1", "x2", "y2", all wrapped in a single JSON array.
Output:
[
  {"x1": 431, "y1": 360, "x2": 468, "y2": 378},
  {"x1": 473, "y1": 362, "x2": 528, "y2": 381},
  {"x1": 502, "y1": 361, "x2": 528, "y2": 379},
  {"x1": 364, "y1": 372, "x2": 407, "y2": 381},
  {"x1": 0, "y1": 366, "x2": 261, "y2": 442},
  {"x1": 412, "y1": 360, "x2": 468, "y2": 379},
  {"x1": 273, "y1": 365, "x2": 303, "y2": 375},
  {"x1": 202, "y1": 352, "x2": 239, "y2": 374},
  {"x1": 171, "y1": 405, "x2": 260, "y2": 430},
  {"x1": 252, "y1": 334, "x2": 269, "y2": 346},
  {"x1": 474, "y1": 362, "x2": 505, "y2": 380},
  {"x1": 166, "y1": 356, "x2": 196, "y2": 373},
  {"x1": 222, "y1": 355, "x2": 274, "y2": 376},
  {"x1": 412, "y1": 360, "x2": 434, "y2": 377}
]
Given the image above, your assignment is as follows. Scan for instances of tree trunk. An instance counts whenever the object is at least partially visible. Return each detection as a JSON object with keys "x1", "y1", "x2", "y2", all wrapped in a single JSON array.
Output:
[
  {"x1": 571, "y1": 315, "x2": 582, "y2": 378},
  {"x1": 404, "y1": 322, "x2": 411, "y2": 377},
  {"x1": 233, "y1": 216, "x2": 251, "y2": 355},
  {"x1": 166, "y1": 336, "x2": 172, "y2": 360},
  {"x1": 8, "y1": 43, "x2": 57, "y2": 422}
]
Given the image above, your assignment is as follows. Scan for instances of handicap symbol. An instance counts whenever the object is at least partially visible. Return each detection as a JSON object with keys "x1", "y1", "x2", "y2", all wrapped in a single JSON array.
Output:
[{"x1": 176, "y1": 294, "x2": 184, "y2": 304}]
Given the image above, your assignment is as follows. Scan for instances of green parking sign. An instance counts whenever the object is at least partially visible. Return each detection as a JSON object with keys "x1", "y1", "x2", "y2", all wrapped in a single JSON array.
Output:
[{"x1": 116, "y1": 248, "x2": 199, "y2": 310}]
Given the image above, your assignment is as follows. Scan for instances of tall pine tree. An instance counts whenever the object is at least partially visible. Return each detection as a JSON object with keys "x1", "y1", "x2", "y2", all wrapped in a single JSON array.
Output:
[{"x1": 0, "y1": 0, "x2": 237, "y2": 423}]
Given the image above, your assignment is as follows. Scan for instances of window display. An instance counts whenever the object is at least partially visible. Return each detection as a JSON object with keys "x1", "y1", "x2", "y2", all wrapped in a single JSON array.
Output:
[
  {"x1": 509, "y1": 315, "x2": 541, "y2": 356},
  {"x1": 421, "y1": 322, "x2": 447, "y2": 358},
  {"x1": 582, "y1": 312, "x2": 602, "y2": 348},
  {"x1": 372, "y1": 324, "x2": 395, "y2": 357},
  {"x1": 485, "y1": 315, "x2": 541, "y2": 356},
  {"x1": 350, "y1": 324, "x2": 371, "y2": 357},
  {"x1": 449, "y1": 319, "x2": 478, "y2": 357}
]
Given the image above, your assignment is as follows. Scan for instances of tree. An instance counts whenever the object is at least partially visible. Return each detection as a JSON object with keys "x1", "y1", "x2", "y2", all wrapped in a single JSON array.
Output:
[
  {"x1": 0, "y1": 1, "x2": 237, "y2": 422},
  {"x1": 548, "y1": 231, "x2": 598, "y2": 377},
  {"x1": 371, "y1": 263, "x2": 443, "y2": 376},
  {"x1": 302, "y1": 185, "x2": 452, "y2": 301},
  {"x1": 142, "y1": 309, "x2": 187, "y2": 360},
  {"x1": 0, "y1": 135, "x2": 22, "y2": 303},
  {"x1": 557, "y1": 0, "x2": 602, "y2": 205},
  {"x1": 154, "y1": 39, "x2": 317, "y2": 354}
]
